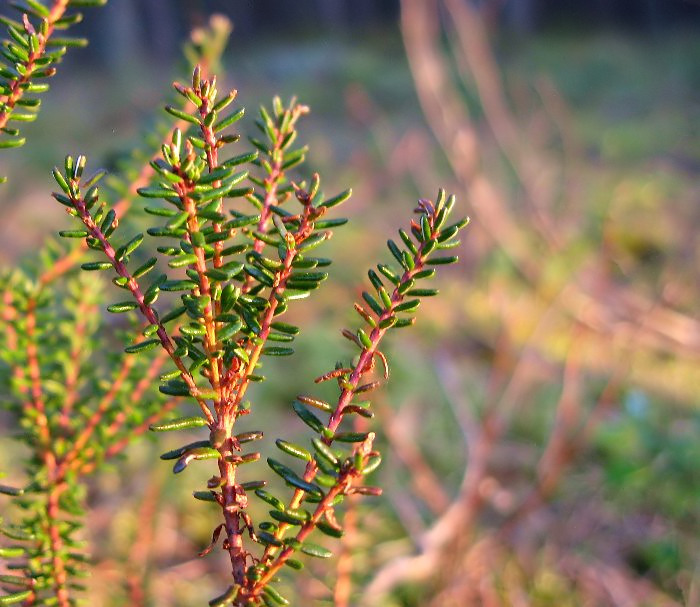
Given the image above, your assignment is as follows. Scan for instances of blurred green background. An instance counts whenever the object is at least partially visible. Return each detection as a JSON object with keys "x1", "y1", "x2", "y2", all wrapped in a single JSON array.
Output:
[{"x1": 1, "y1": 1, "x2": 699, "y2": 605}]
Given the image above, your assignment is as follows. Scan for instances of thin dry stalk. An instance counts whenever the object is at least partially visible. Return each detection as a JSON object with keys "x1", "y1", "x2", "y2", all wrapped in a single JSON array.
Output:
[{"x1": 401, "y1": 0, "x2": 700, "y2": 364}]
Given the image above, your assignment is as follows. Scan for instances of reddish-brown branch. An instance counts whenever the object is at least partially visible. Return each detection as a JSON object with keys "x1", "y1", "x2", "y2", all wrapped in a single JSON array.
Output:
[
  {"x1": 180, "y1": 189, "x2": 222, "y2": 403},
  {"x1": 45, "y1": 482, "x2": 70, "y2": 607},
  {"x1": 241, "y1": 102, "x2": 308, "y2": 294},
  {"x1": 254, "y1": 205, "x2": 450, "y2": 597},
  {"x1": 67, "y1": 186, "x2": 214, "y2": 423},
  {"x1": 58, "y1": 296, "x2": 96, "y2": 427},
  {"x1": 249, "y1": 482, "x2": 348, "y2": 597},
  {"x1": 60, "y1": 351, "x2": 136, "y2": 471},
  {"x1": 232, "y1": 203, "x2": 324, "y2": 410},
  {"x1": 253, "y1": 104, "x2": 308, "y2": 255},
  {"x1": 38, "y1": 118, "x2": 193, "y2": 289},
  {"x1": 215, "y1": 204, "x2": 324, "y2": 586},
  {"x1": 231, "y1": 244, "x2": 295, "y2": 405},
  {"x1": 25, "y1": 299, "x2": 52, "y2": 448},
  {"x1": 0, "y1": 0, "x2": 69, "y2": 131}
]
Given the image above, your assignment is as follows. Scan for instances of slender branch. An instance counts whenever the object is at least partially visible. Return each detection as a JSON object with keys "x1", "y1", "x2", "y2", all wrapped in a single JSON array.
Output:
[
  {"x1": 196, "y1": 79, "x2": 226, "y2": 271},
  {"x1": 25, "y1": 298, "x2": 52, "y2": 448},
  {"x1": 66, "y1": 185, "x2": 214, "y2": 424},
  {"x1": 58, "y1": 296, "x2": 96, "y2": 427},
  {"x1": 60, "y1": 353, "x2": 136, "y2": 471},
  {"x1": 38, "y1": 115, "x2": 195, "y2": 289},
  {"x1": 45, "y1": 481, "x2": 70, "y2": 607},
  {"x1": 0, "y1": 0, "x2": 69, "y2": 131},
  {"x1": 334, "y1": 487, "x2": 359, "y2": 607},
  {"x1": 251, "y1": 482, "x2": 349, "y2": 595},
  {"x1": 255, "y1": 203, "x2": 448, "y2": 594},
  {"x1": 214, "y1": 203, "x2": 326, "y2": 586},
  {"x1": 231, "y1": 241, "x2": 296, "y2": 405},
  {"x1": 242, "y1": 101, "x2": 308, "y2": 293},
  {"x1": 252, "y1": 103, "x2": 308, "y2": 256}
]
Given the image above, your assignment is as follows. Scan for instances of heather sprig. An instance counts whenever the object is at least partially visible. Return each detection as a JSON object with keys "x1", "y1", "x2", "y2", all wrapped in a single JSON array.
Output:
[
  {"x1": 44, "y1": 60, "x2": 468, "y2": 604},
  {"x1": 49, "y1": 59, "x2": 467, "y2": 603},
  {"x1": 0, "y1": 265, "x2": 178, "y2": 606},
  {"x1": 0, "y1": 20, "x2": 238, "y2": 605},
  {"x1": 0, "y1": 0, "x2": 107, "y2": 183},
  {"x1": 241, "y1": 192, "x2": 467, "y2": 605},
  {"x1": 48, "y1": 66, "x2": 358, "y2": 602}
]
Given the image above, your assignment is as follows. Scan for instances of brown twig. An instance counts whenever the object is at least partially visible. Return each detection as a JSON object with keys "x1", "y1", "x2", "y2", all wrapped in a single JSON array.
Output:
[
  {"x1": 400, "y1": 0, "x2": 700, "y2": 365},
  {"x1": 379, "y1": 398, "x2": 451, "y2": 516},
  {"x1": 361, "y1": 290, "x2": 565, "y2": 602},
  {"x1": 65, "y1": 180, "x2": 214, "y2": 423}
]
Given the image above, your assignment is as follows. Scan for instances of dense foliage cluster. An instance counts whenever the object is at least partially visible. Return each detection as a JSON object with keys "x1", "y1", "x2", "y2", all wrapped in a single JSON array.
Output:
[
  {"x1": 0, "y1": 0, "x2": 106, "y2": 183},
  {"x1": 0, "y1": 2, "x2": 467, "y2": 605}
]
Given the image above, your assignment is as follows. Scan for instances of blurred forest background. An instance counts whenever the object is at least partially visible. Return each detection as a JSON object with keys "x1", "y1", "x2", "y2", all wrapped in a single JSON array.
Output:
[{"x1": 1, "y1": 0, "x2": 699, "y2": 605}]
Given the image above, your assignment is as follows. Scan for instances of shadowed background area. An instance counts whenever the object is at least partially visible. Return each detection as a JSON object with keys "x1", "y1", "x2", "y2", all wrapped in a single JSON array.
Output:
[{"x1": 1, "y1": 1, "x2": 699, "y2": 605}]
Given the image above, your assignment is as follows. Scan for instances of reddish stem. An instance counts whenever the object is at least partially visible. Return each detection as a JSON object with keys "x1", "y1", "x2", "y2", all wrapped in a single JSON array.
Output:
[
  {"x1": 60, "y1": 354, "x2": 136, "y2": 471},
  {"x1": 215, "y1": 205, "x2": 320, "y2": 584},
  {"x1": 69, "y1": 188, "x2": 214, "y2": 424},
  {"x1": 0, "y1": 0, "x2": 69, "y2": 131},
  {"x1": 45, "y1": 482, "x2": 70, "y2": 607},
  {"x1": 255, "y1": 210, "x2": 440, "y2": 589}
]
